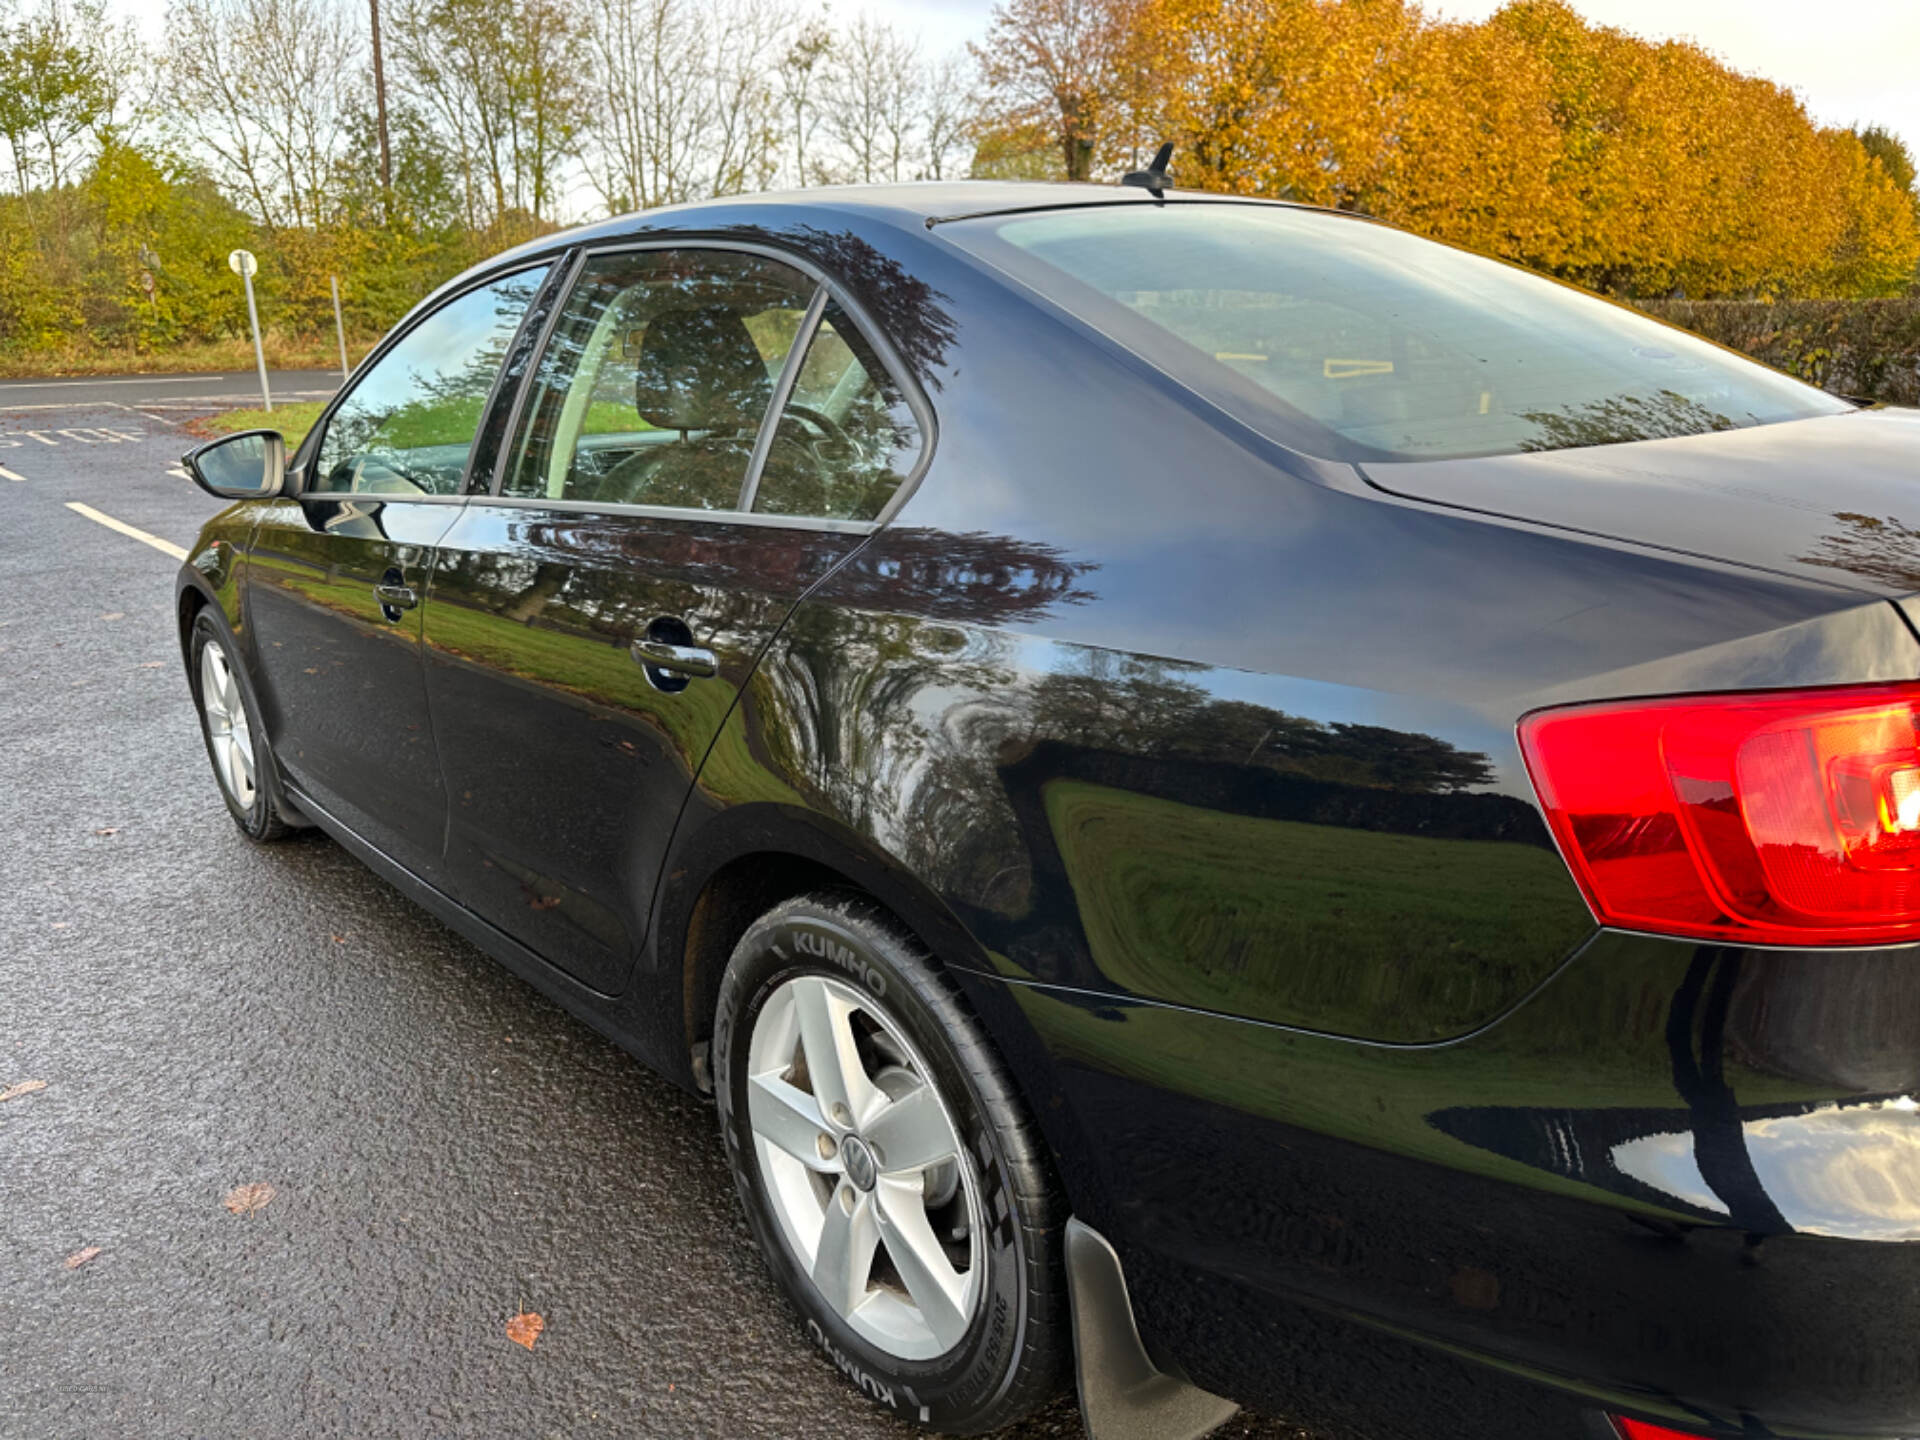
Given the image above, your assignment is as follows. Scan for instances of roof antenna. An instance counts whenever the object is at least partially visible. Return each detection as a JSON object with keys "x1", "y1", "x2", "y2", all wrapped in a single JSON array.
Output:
[{"x1": 1122, "y1": 143, "x2": 1174, "y2": 198}]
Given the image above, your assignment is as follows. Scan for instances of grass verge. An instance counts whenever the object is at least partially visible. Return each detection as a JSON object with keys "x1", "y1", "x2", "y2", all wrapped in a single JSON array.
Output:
[
  {"x1": 185, "y1": 401, "x2": 327, "y2": 450},
  {"x1": 0, "y1": 335, "x2": 361, "y2": 379}
]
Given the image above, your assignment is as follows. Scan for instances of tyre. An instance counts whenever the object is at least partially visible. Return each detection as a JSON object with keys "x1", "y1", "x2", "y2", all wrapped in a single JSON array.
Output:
[
  {"x1": 188, "y1": 610, "x2": 295, "y2": 843},
  {"x1": 714, "y1": 892, "x2": 1066, "y2": 1434}
]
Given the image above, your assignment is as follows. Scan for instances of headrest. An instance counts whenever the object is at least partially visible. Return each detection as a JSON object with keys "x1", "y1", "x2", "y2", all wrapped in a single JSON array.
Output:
[{"x1": 632, "y1": 306, "x2": 773, "y2": 432}]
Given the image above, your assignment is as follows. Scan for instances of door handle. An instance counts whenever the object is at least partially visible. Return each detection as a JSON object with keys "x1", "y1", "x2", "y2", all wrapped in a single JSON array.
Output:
[
  {"x1": 374, "y1": 581, "x2": 417, "y2": 619},
  {"x1": 631, "y1": 636, "x2": 718, "y2": 678}
]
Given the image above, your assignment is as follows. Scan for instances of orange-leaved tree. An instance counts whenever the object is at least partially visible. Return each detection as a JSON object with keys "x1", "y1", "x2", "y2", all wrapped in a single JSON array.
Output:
[{"x1": 1106, "y1": 0, "x2": 1920, "y2": 298}]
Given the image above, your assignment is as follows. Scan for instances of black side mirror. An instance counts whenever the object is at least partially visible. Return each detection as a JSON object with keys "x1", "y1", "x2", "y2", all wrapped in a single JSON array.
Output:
[{"x1": 184, "y1": 429, "x2": 287, "y2": 500}]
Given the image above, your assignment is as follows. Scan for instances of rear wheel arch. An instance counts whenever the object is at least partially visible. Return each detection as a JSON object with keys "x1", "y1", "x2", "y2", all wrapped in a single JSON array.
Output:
[{"x1": 662, "y1": 805, "x2": 1003, "y2": 1091}]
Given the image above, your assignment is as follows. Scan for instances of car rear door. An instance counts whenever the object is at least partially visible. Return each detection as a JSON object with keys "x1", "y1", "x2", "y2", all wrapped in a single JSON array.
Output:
[
  {"x1": 422, "y1": 244, "x2": 916, "y2": 995},
  {"x1": 246, "y1": 264, "x2": 554, "y2": 878}
]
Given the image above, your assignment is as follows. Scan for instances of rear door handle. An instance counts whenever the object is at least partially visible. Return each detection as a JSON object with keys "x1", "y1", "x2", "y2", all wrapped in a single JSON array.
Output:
[
  {"x1": 631, "y1": 637, "x2": 718, "y2": 678},
  {"x1": 374, "y1": 582, "x2": 418, "y2": 613}
]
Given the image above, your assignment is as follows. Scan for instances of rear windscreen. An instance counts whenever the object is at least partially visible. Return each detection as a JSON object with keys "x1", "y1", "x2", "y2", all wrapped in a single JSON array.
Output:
[{"x1": 948, "y1": 204, "x2": 1847, "y2": 462}]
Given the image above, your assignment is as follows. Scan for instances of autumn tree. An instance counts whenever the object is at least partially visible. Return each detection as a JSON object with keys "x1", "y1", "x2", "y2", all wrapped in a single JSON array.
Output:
[
  {"x1": 1112, "y1": 0, "x2": 1920, "y2": 299},
  {"x1": 1379, "y1": 18, "x2": 1562, "y2": 261},
  {"x1": 1124, "y1": 0, "x2": 1415, "y2": 208},
  {"x1": 0, "y1": 0, "x2": 141, "y2": 233},
  {"x1": 972, "y1": 0, "x2": 1134, "y2": 181},
  {"x1": 1858, "y1": 127, "x2": 1917, "y2": 203}
]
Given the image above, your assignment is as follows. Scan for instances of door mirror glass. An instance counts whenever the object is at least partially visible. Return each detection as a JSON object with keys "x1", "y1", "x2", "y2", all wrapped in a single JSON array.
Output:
[{"x1": 185, "y1": 429, "x2": 286, "y2": 500}]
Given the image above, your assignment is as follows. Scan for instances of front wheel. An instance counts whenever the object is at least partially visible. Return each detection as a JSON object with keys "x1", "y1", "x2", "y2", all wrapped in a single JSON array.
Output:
[
  {"x1": 714, "y1": 893, "x2": 1066, "y2": 1434},
  {"x1": 188, "y1": 610, "x2": 294, "y2": 843}
]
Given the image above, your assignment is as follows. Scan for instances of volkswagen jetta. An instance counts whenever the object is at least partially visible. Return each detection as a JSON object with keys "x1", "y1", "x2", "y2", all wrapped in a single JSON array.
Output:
[{"x1": 178, "y1": 181, "x2": 1920, "y2": 1440}]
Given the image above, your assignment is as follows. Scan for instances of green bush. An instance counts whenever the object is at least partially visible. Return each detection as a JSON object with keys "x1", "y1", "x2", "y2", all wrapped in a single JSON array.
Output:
[{"x1": 1639, "y1": 297, "x2": 1920, "y2": 407}]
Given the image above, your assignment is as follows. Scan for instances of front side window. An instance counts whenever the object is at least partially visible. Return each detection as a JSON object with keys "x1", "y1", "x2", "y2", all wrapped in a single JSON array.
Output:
[
  {"x1": 752, "y1": 300, "x2": 923, "y2": 522},
  {"x1": 312, "y1": 266, "x2": 550, "y2": 495},
  {"x1": 948, "y1": 205, "x2": 1847, "y2": 462},
  {"x1": 502, "y1": 249, "x2": 818, "y2": 510}
]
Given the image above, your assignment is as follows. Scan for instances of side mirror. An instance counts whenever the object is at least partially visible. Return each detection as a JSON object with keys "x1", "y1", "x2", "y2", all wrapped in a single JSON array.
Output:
[{"x1": 184, "y1": 429, "x2": 286, "y2": 500}]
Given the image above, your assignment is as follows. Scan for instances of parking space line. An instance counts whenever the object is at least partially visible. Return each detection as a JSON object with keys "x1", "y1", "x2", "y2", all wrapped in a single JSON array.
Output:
[
  {"x1": 64, "y1": 502, "x2": 188, "y2": 561},
  {"x1": 0, "y1": 463, "x2": 24, "y2": 483}
]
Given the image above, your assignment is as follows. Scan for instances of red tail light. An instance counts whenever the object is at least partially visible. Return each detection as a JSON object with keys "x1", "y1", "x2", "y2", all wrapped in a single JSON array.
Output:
[
  {"x1": 1614, "y1": 1419, "x2": 1712, "y2": 1440},
  {"x1": 1518, "y1": 684, "x2": 1920, "y2": 946}
]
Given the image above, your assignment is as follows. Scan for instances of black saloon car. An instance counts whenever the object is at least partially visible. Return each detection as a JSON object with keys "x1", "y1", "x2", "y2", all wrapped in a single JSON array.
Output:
[{"x1": 178, "y1": 182, "x2": 1920, "y2": 1440}]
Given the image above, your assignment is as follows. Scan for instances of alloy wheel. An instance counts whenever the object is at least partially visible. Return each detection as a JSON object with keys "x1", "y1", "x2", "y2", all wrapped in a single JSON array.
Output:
[
  {"x1": 745, "y1": 972, "x2": 984, "y2": 1361},
  {"x1": 199, "y1": 640, "x2": 256, "y2": 811}
]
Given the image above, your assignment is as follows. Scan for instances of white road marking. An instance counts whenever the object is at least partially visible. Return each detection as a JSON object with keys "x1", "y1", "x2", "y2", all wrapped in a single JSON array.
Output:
[
  {"x1": 22, "y1": 431, "x2": 58, "y2": 445},
  {"x1": 1, "y1": 391, "x2": 332, "y2": 412},
  {"x1": 0, "y1": 375, "x2": 229, "y2": 391},
  {"x1": 126, "y1": 393, "x2": 337, "y2": 407},
  {"x1": 0, "y1": 464, "x2": 25, "y2": 482},
  {"x1": 64, "y1": 502, "x2": 189, "y2": 561},
  {"x1": 165, "y1": 466, "x2": 190, "y2": 480}
]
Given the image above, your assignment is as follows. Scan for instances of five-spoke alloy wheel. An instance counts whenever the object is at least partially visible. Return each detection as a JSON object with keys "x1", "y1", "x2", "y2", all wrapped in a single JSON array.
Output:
[
  {"x1": 715, "y1": 894, "x2": 1067, "y2": 1434},
  {"x1": 746, "y1": 971, "x2": 984, "y2": 1359},
  {"x1": 199, "y1": 636, "x2": 257, "y2": 811},
  {"x1": 188, "y1": 609, "x2": 294, "y2": 843}
]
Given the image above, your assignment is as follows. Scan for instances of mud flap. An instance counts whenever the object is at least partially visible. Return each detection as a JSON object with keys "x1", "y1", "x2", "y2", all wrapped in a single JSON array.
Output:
[{"x1": 1065, "y1": 1217, "x2": 1240, "y2": 1440}]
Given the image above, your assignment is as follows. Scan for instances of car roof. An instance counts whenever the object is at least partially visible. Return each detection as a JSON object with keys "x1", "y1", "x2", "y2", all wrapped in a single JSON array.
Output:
[
  {"x1": 459, "y1": 182, "x2": 1337, "y2": 281},
  {"x1": 407, "y1": 181, "x2": 1322, "y2": 337},
  {"x1": 545, "y1": 180, "x2": 1305, "y2": 241}
]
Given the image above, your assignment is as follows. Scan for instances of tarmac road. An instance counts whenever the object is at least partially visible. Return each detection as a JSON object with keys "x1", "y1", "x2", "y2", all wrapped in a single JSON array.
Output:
[{"x1": 0, "y1": 390, "x2": 1323, "y2": 1440}]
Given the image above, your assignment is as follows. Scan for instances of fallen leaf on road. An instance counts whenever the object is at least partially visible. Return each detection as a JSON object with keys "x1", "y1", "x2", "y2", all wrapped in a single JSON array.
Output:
[
  {"x1": 505, "y1": 1311, "x2": 544, "y2": 1350},
  {"x1": 528, "y1": 895, "x2": 561, "y2": 911},
  {"x1": 223, "y1": 1182, "x2": 277, "y2": 1216},
  {"x1": 0, "y1": 1079, "x2": 48, "y2": 1103},
  {"x1": 93, "y1": 827, "x2": 120, "y2": 837},
  {"x1": 64, "y1": 1247, "x2": 101, "y2": 1270},
  {"x1": 138, "y1": 661, "x2": 165, "y2": 669},
  {"x1": 99, "y1": 612, "x2": 124, "y2": 621}
]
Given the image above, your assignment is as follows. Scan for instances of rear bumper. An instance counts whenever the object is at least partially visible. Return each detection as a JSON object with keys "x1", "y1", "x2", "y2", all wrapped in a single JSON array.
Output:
[{"x1": 961, "y1": 932, "x2": 1920, "y2": 1439}]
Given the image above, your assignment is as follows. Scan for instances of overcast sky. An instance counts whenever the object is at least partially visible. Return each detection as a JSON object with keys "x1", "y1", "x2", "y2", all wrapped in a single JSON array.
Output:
[
  {"x1": 887, "y1": 0, "x2": 1920, "y2": 152},
  {"x1": 112, "y1": 0, "x2": 1919, "y2": 165}
]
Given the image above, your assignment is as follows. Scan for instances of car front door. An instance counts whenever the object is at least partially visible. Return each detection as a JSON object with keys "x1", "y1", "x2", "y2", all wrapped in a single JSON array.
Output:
[
  {"x1": 422, "y1": 245, "x2": 924, "y2": 995},
  {"x1": 247, "y1": 265, "x2": 554, "y2": 878}
]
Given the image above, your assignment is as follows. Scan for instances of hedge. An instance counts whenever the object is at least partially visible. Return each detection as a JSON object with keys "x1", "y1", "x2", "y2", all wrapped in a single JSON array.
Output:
[{"x1": 1638, "y1": 298, "x2": 1920, "y2": 407}]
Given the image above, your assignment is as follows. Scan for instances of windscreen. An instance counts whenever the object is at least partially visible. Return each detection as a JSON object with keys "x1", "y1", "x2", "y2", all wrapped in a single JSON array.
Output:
[{"x1": 951, "y1": 204, "x2": 1848, "y2": 462}]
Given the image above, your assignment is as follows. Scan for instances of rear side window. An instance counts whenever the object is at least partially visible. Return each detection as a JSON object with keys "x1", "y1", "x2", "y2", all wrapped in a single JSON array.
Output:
[
  {"x1": 312, "y1": 266, "x2": 550, "y2": 495},
  {"x1": 949, "y1": 205, "x2": 1847, "y2": 462},
  {"x1": 501, "y1": 249, "x2": 817, "y2": 510},
  {"x1": 752, "y1": 300, "x2": 923, "y2": 522}
]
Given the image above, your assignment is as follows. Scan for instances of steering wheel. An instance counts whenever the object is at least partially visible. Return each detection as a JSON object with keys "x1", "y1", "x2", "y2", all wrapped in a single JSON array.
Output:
[
  {"x1": 781, "y1": 403, "x2": 850, "y2": 450},
  {"x1": 348, "y1": 452, "x2": 434, "y2": 496}
]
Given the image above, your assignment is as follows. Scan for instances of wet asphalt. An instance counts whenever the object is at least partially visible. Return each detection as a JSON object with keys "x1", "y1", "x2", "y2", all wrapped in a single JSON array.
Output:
[{"x1": 0, "y1": 386, "x2": 1323, "y2": 1440}]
